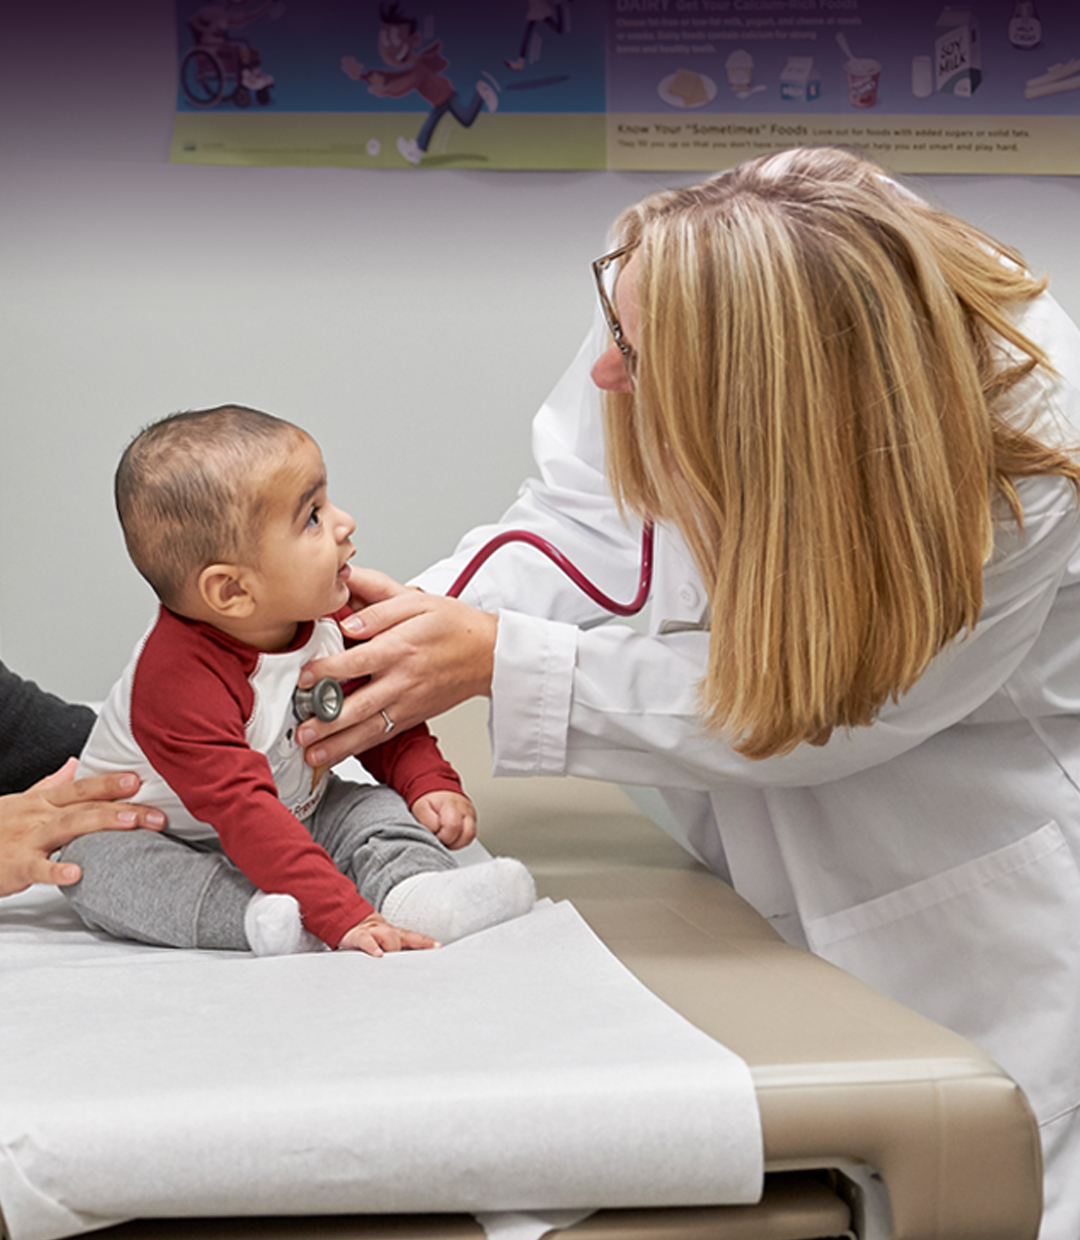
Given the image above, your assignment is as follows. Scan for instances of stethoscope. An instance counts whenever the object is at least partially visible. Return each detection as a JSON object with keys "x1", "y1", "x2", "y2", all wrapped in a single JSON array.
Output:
[{"x1": 292, "y1": 522, "x2": 656, "y2": 724}]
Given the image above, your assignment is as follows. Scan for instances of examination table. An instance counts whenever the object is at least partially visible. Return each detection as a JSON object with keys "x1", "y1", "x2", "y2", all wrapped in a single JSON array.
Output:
[{"x1": 1, "y1": 702, "x2": 1043, "y2": 1240}]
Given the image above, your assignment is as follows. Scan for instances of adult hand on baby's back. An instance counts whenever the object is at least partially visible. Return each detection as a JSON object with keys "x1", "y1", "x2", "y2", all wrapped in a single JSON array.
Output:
[
  {"x1": 0, "y1": 762, "x2": 166, "y2": 896},
  {"x1": 296, "y1": 567, "x2": 497, "y2": 768}
]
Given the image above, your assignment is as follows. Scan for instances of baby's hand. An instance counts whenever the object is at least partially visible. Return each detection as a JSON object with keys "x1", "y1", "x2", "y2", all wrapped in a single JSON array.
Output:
[
  {"x1": 410, "y1": 790, "x2": 477, "y2": 849},
  {"x1": 338, "y1": 912, "x2": 439, "y2": 956}
]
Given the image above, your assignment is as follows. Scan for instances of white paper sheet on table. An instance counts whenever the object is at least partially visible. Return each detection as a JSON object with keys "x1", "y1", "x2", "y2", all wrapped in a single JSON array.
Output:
[{"x1": 0, "y1": 888, "x2": 762, "y2": 1240}]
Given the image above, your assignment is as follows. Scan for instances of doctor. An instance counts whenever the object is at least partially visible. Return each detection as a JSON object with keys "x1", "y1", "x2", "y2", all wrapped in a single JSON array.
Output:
[{"x1": 300, "y1": 147, "x2": 1080, "y2": 1235}]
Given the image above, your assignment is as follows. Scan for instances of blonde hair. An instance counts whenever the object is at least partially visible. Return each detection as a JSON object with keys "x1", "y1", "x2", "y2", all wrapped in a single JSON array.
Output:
[
  {"x1": 603, "y1": 146, "x2": 1080, "y2": 759},
  {"x1": 116, "y1": 405, "x2": 306, "y2": 607}
]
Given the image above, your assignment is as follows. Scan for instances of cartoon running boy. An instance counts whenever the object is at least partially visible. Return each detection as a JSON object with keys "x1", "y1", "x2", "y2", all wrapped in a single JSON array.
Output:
[{"x1": 342, "y1": 2, "x2": 498, "y2": 165}]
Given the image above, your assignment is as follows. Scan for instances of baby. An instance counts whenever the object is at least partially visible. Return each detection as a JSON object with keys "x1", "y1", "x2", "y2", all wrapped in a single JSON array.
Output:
[{"x1": 62, "y1": 405, "x2": 534, "y2": 955}]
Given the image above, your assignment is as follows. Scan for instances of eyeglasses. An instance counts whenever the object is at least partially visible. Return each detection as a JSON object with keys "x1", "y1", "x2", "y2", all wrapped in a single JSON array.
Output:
[{"x1": 592, "y1": 245, "x2": 637, "y2": 384}]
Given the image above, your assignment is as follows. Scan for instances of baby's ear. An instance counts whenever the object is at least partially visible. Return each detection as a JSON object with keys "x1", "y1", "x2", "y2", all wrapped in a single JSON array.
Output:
[{"x1": 198, "y1": 564, "x2": 256, "y2": 618}]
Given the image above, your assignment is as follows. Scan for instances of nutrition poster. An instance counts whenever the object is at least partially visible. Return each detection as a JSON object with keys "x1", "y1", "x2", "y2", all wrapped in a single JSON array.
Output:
[
  {"x1": 170, "y1": 0, "x2": 1080, "y2": 172},
  {"x1": 609, "y1": 0, "x2": 1080, "y2": 172}
]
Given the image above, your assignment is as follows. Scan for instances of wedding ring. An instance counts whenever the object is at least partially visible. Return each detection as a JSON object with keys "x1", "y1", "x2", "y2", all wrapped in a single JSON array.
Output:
[{"x1": 380, "y1": 709, "x2": 395, "y2": 734}]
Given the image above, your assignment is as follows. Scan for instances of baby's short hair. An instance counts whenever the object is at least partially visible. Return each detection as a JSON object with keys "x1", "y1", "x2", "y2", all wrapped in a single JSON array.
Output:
[{"x1": 116, "y1": 405, "x2": 303, "y2": 606}]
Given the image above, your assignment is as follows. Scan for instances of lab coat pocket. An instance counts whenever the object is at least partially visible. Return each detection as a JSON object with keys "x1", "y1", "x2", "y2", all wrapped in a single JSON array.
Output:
[{"x1": 804, "y1": 821, "x2": 1080, "y2": 1122}]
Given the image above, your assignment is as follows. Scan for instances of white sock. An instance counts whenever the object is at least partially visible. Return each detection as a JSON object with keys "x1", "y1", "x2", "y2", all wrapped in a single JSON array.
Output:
[
  {"x1": 244, "y1": 892, "x2": 324, "y2": 956},
  {"x1": 381, "y1": 858, "x2": 536, "y2": 944}
]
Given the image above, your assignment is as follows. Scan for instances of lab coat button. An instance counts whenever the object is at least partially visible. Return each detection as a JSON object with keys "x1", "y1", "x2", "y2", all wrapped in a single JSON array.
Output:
[{"x1": 678, "y1": 583, "x2": 701, "y2": 609}]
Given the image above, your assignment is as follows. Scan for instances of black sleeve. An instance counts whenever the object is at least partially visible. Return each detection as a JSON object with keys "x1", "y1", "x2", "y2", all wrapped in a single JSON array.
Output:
[{"x1": 0, "y1": 661, "x2": 96, "y2": 795}]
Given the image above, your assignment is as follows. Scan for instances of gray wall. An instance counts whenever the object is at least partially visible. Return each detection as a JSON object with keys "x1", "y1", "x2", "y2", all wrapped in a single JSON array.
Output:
[{"x1": 2, "y1": 1, "x2": 1079, "y2": 702}]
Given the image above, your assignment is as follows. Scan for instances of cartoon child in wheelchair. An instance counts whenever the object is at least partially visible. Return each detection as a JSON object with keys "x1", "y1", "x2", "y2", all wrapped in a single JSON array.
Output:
[{"x1": 180, "y1": 0, "x2": 285, "y2": 109}]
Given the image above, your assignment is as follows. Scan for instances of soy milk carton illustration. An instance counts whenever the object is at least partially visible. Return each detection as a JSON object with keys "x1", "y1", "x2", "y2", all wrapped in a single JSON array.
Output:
[{"x1": 935, "y1": 8, "x2": 982, "y2": 95}]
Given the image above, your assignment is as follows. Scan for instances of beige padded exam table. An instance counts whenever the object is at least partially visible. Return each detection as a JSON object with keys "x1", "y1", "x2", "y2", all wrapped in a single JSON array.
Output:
[{"x1": 38, "y1": 703, "x2": 1043, "y2": 1240}]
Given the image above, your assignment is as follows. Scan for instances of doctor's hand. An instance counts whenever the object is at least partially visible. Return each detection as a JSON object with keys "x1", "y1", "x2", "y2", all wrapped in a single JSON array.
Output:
[
  {"x1": 0, "y1": 762, "x2": 166, "y2": 897},
  {"x1": 297, "y1": 568, "x2": 497, "y2": 768}
]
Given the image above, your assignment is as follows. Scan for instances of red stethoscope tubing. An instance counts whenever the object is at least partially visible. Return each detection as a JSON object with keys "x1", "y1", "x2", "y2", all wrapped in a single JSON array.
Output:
[
  {"x1": 294, "y1": 524, "x2": 655, "y2": 723},
  {"x1": 445, "y1": 522, "x2": 655, "y2": 617}
]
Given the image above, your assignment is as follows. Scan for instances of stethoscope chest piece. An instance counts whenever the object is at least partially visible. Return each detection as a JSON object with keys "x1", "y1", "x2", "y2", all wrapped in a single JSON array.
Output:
[{"x1": 292, "y1": 677, "x2": 344, "y2": 723}]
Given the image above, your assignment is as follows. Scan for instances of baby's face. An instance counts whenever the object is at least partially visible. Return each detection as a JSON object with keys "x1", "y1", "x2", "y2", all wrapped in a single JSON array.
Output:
[{"x1": 252, "y1": 434, "x2": 356, "y2": 630}]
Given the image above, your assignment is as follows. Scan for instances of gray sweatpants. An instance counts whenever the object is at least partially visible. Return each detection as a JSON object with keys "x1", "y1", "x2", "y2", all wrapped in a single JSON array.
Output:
[{"x1": 58, "y1": 774, "x2": 455, "y2": 950}]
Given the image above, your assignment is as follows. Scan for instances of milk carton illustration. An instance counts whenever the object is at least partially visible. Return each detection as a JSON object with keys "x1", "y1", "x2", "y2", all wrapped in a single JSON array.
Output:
[
  {"x1": 935, "y1": 8, "x2": 982, "y2": 96},
  {"x1": 779, "y1": 57, "x2": 820, "y2": 102}
]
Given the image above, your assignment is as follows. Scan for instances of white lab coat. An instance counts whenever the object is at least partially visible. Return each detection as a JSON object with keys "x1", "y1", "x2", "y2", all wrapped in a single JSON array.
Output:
[{"x1": 416, "y1": 297, "x2": 1080, "y2": 1237}]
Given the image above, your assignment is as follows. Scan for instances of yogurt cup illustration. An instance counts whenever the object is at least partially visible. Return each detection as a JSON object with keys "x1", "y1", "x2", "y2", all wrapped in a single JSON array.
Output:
[{"x1": 845, "y1": 57, "x2": 882, "y2": 107}]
